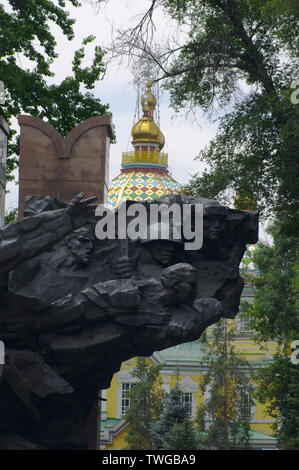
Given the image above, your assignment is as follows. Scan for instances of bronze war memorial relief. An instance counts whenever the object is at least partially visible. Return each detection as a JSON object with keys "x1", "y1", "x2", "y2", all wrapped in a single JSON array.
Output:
[{"x1": 0, "y1": 192, "x2": 258, "y2": 449}]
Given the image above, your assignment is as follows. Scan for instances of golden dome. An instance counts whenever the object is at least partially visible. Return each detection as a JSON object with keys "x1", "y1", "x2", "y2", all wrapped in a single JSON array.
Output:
[
  {"x1": 131, "y1": 82, "x2": 162, "y2": 146},
  {"x1": 158, "y1": 129, "x2": 165, "y2": 150},
  {"x1": 234, "y1": 192, "x2": 257, "y2": 211},
  {"x1": 131, "y1": 116, "x2": 160, "y2": 144}
]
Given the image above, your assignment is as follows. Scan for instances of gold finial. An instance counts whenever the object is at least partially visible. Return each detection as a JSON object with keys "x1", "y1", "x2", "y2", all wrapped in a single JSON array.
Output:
[
  {"x1": 234, "y1": 192, "x2": 257, "y2": 211},
  {"x1": 141, "y1": 81, "x2": 157, "y2": 118},
  {"x1": 131, "y1": 81, "x2": 165, "y2": 148}
]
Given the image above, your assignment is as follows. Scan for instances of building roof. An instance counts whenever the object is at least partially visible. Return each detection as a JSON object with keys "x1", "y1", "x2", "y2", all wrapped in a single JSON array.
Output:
[
  {"x1": 100, "y1": 418, "x2": 122, "y2": 437},
  {"x1": 108, "y1": 168, "x2": 182, "y2": 209},
  {"x1": 99, "y1": 417, "x2": 276, "y2": 449},
  {"x1": 156, "y1": 339, "x2": 208, "y2": 363}
]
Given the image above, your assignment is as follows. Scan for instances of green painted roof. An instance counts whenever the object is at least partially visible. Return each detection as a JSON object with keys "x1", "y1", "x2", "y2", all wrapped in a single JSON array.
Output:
[
  {"x1": 157, "y1": 338, "x2": 274, "y2": 366},
  {"x1": 100, "y1": 418, "x2": 122, "y2": 436},
  {"x1": 99, "y1": 418, "x2": 275, "y2": 443},
  {"x1": 249, "y1": 430, "x2": 276, "y2": 441},
  {"x1": 158, "y1": 339, "x2": 208, "y2": 362}
]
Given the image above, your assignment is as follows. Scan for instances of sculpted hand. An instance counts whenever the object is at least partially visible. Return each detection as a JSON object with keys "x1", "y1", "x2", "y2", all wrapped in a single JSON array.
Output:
[
  {"x1": 193, "y1": 296, "x2": 223, "y2": 323},
  {"x1": 66, "y1": 192, "x2": 98, "y2": 228},
  {"x1": 111, "y1": 257, "x2": 133, "y2": 279},
  {"x1": 160, "y1": 263, "x2": 197, "y2": 305}
]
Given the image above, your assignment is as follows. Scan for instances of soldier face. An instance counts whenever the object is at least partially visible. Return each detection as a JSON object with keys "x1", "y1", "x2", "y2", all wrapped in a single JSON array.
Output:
[
  {"x1": 204, "y1": 216, "x2": 224, "y2": 240},
  {"x1": 151, "y1": 241, "x2": 175, "y2": 265},
  {"x1": 68, "y1": 234, "x2": 95, "y2": 265}
]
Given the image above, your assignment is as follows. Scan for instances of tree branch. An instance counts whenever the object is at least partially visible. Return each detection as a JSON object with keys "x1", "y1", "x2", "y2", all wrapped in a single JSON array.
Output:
[{"x1": 211, "y1": 0, "x2": 277, "y2": 95}]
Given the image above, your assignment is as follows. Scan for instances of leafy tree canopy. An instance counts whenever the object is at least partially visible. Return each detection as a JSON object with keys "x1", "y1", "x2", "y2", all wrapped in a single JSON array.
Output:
[
  {"x1": 4, "y1": 207, "x2": 18, "y2": 225},
  {"x1": 151, "y1": 386, "x2": 199, "y2": 450},
  {"x1": 197, "y1": 319, "x2": 253, "y2": 449},
  {"x1": 241, "y1": 223, "x2": 299, "y2": 449},
  {"x1": 244, "y1": 224, "x2": 298, "y2": 344},
  {"x1": 0, "y1": 1, "x2": 111, "y2": 182},
  {"x1": 254, "y1": 351, "x2": 299, "y2": 449},
  {"x1": 124, "y1": 357, "x2": 164, "y2": 450},
  {"x1": 98, "y1": 0, "x2": 299, "y2": 234}
]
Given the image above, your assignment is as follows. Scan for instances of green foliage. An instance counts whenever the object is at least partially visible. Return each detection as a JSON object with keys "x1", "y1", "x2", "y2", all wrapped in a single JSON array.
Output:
[
  {"x1": 246, "y1": 224, "x2": 298, "y2": 344},
  {"x1": 0, "y1": 1, "x2": 111, "y2": 181},
  {"x1": 165, "y1": 0, "x2": 299, "y2": 231},
  {"x1": 186, "y1": 90, "x2": 299, "y2": 234},
  {"x1": 4, "y1": 207, "x2": 18, "y2": 225},
  {"x1": 162, "y1": 418, "x2": 199, "y2": 450},
  {"x1": 163, "y1": 0, "x2": 298, "y2": 106},
  {"x1": 254, "y1": 352, "x2": 299, "y2": 449},
  {"x1": 198, "y1": 319, "x2": 253, "y2": 449},
  {"x1": 124, "y1": 357, "x2": 164, "y2": 450},
  {"x1": 151, "y1": 387, "x2": 199, "y2": 450},
  {"x1": 243, "y1": 224, "x2": 299, "y2": 449}
]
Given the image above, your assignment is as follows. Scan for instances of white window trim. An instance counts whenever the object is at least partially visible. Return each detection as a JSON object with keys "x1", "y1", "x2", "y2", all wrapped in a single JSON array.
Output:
[
  {"x1": 178, "y1": 377, "x2": 198, "y2": 419},
  {"x1": 204, "y1": 383, "x2": 256, "y2": 422},
  {"x1": 236, "y1": 315, "x2": 253, "y2": 333},
  {"x1": 116, "y1": 371, "x2": 139, "y2": 419}
]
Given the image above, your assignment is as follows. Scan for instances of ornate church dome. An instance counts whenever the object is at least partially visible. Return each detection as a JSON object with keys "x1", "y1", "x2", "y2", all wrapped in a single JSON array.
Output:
[
  {"x1": 108, "y1": 82, "x2": 183, "y2": 209},
  {"x1": 131, "y1": 116, "x2": 160, "y2": 145}
]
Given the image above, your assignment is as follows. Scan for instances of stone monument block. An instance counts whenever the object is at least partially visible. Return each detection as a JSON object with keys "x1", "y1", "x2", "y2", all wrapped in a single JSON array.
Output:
[{"x1": 18, "y1": 115, "x2": 113, "y2": 218}]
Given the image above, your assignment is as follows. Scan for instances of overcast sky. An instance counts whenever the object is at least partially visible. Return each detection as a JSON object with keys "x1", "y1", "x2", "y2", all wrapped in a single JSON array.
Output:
[{"x1": 5, "y1": 0, "x2": 218, "y2": 211}]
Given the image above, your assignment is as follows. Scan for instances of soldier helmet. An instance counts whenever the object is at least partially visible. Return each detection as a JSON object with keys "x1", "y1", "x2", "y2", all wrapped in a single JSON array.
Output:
[
  {"x1": 203, "y1": 203, "x2": 228, "y2": 218},
  {"x1": 140, "y1": 220, "x2": 183, "y2": 245}
]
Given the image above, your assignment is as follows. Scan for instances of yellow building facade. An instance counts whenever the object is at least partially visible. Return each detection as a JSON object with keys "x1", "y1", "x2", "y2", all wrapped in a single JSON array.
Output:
[{"x1": 99, "y1": 283, "x2": 277, "y2": 450}]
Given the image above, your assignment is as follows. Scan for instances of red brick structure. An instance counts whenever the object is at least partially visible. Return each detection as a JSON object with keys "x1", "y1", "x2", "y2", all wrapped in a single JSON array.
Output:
[{"x1": 18, "y1": 115, "x2": 113, "y2": 218}]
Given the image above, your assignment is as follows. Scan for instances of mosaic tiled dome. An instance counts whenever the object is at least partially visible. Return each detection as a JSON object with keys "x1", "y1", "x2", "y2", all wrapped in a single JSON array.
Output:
[
  {"x1": 108, "y1": 168, "x2": 182, "y2": 210},
  {"x1": 108, "y1": 82, "x2": 183, "y2": 209}
]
